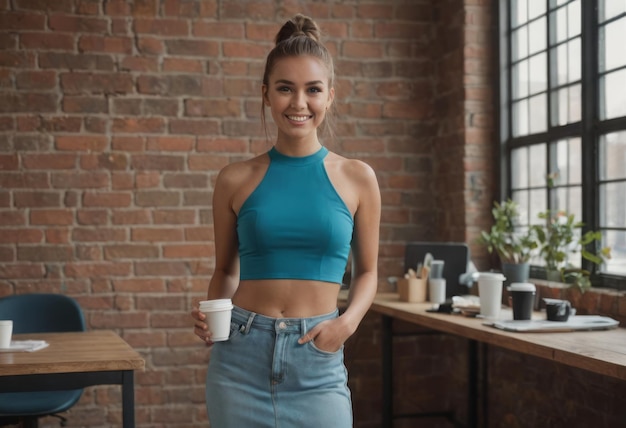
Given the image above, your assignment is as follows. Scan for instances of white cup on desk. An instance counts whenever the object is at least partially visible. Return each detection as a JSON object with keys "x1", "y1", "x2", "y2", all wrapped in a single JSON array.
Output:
[
  {"x1": 477, "y1": 272, "x2": 506, "y2": 320},
  {"x1": 0, "y1": 320, "x2": 13, "y2": 348},
  {"x1": 428, "y1": 278, "x2": 446, "y2": 304}
]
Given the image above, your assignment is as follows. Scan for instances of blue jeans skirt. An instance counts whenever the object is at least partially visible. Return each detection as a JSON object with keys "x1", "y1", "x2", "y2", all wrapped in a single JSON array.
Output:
[{"x1": 205, "y1": 305, "x2": 353, "y2": 428}]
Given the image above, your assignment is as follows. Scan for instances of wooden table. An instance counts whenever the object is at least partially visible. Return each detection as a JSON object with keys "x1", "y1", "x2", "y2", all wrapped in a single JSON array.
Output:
[
  {"x1": 0, "y1": 330, "x2": 145, "y2": 427},
  {"x1": 343, "y1": 292, "x2": 626, "y2": 428}
]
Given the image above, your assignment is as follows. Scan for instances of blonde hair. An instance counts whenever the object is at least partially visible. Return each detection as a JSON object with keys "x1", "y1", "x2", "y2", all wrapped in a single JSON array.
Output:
[{"x1": 261, "y1": 14, "x2": 336, "y2": 142}]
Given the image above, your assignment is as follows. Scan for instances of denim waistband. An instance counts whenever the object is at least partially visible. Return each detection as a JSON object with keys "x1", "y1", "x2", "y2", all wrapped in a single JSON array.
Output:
[{"x1": 231, "y1": 305, "x2": 339, "y2": 335}]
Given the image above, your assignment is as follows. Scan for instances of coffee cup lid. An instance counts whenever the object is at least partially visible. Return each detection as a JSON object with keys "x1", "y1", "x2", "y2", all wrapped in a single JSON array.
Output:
[
  {"x1": 507, "y1": 282, "x2": 536, "y2": 292},
  {"x1": 199, "y1": 299, "x2": 233, "y2": 311},
  {"x1": 478, "y1": 272, "x2": 506, "y2": 281}
]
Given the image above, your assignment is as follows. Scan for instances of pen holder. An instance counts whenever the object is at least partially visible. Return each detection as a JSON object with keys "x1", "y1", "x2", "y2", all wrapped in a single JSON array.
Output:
[{"x1": 397, "y1": 277, "x2": 427, "y2": 303}]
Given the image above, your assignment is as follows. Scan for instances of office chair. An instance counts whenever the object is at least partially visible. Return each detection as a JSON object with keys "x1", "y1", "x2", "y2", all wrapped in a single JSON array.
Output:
[{"x1": 0, "y1": 293, "x2": 87, "y2": 428}]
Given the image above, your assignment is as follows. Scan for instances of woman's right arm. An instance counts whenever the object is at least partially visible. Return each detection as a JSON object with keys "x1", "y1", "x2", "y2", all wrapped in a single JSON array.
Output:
[{"x1": 192, "y1": 166, "x2": 241, "y2": 343}]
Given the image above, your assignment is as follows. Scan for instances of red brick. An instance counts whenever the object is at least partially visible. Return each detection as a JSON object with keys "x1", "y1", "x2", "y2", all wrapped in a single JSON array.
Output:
[
  {"x1": 104, "y1": 244, "x2": 159, "y2": 260},
  {"x1": 22, "y1": 154, "x2": 76, "y2": 169},
  {"x1": 0, "y1": 11, "x2": 46, "y2": 30},
  {"x1": 131, "y1": 227, "x2": 183, "y2": 242},
  {"x1": 72, "y1": 227, "x2": 126, "y2": 242},
  {"x1": 48, "y1": 15, "x2": 108, "y2": 33},
  {"x1": 111, "y1": 117, "x2": 165, "y2": 133},
  {"x1": 145, "y1": 136, "x2": 195, "y2": 152},
  {"x1": 64, "y1": 262, "x2": 131, "y2": 278},
  {"x1": 15, "y1": 70, "x2": 57, "y2": 90},
  {"x1": 20, "y1": 32, "x2": 74, "y2": 50},
  {"x1": 77, "y1": 209, "x2": 108, "y2": 225},
  {"x1": 83, "y1": 191, "x2": 132, "y2": 207},
  {"x1": 51, "y1": 172, "x2": 109, "y2": 189},
  {"x1": 162, "y1": 57, "x2": 204, "y2": 73},
  {"x1": 134, "y1": 18, "x2": 189, "y2": 36},
  {"x1": 112, "y1": 210, "x2": 151, "y2": 225},
  {"x1": 112, "y1": 278, "x2": 166, "y2": 292},
  {"x1": 64, "y1": 95, "x2": 109, "y2": 113},
  {"x1": 55, "y1": 135, "x2": 108, "y2": 151},
  {"x1": 78, "y1": 35, "x2": 133, "y2": 54},
  {"x1": 30, "y1": 209, "x2": 74, "y2": 225}
]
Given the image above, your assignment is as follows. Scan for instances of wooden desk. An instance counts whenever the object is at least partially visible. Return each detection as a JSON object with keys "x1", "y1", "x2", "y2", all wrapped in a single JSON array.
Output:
[
  {"x1": 0, "y1": 330, "x2": 145, "y2": 427},
  {"x1": 343, "y1": 292, "x2": 626, "y2": 427}
]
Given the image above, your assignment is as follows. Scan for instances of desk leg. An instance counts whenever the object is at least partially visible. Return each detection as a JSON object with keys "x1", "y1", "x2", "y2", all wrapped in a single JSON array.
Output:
[
  {"x1": 468, "y1": 339, "x2": 478, "y2": 428},
  {"x1": 122, "y1": 370, "x2": 136, "y2": 428},
  {"x1": 381, "y1": 315, "x2": 393, "y2": 428}
]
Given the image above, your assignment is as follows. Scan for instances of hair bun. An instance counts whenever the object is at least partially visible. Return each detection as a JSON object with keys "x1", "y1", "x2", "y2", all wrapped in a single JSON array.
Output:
[{"x1": 275, "y1": 13, "x2": 321, "y2": 45}]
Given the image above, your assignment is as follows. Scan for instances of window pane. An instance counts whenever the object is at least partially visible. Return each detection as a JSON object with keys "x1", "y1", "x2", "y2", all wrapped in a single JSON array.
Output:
[
  {"x1": 604, "y1": 230, "x2": 626, "y2": 275},
  {"x1": 529, "y1": 53, "x2": 547, "y2": 94},
  {"x1": 600, "y1": 17, "x2": 626, "y2": 72},
  {"x1": 512, "y1": 0, "x2": 529, "y2": 27},
  {"x1": 512, "y1": 60, "x2": 529, "y2": 99},
  {"x1": 529, "y1": 143, "x2": 547, "y2": 186},
  {"x1": 568, "y1": 84, "x2": 581, "y2": 123},
  {"x1": 511, "y1": 147, "x2": 529, "y2": 188},
  {"x1": 513, "y1": 25, "x2": 529, "y2": 60},
  {"x1": 552, "y1": 45, "x2": 567, "y2": 86},
  {"x1": 568, "y1": 0, "x2": 581, "y2": 38},
  {"x1": 567, "y1": 137, "x2": 582, "y2": 184},
  {"x1": 529, "y1": 0, "x2": 546, "y2": 20},
  {"x1": 552, "y1": 186, "x2": 581, "y2": 220},
  {"x1": 512, "y1": 190, "x2": 530, "y2": 224},
  {"x1": 529, "y1": 188, "x2": 547, "y2": 225},
  {"x1": 552, "y1": 7, "x2": 568, "y2": 44},
  {"x1": 599, "y1": 0, "x2": 626, "y2": 22},
  {"x1": 600, "y1": 131, "x2": 626, "y2": 180},
  {"x1": 512, "y1": 99, "x2": 529, "y2": 136},
  {"x1": 601, "y1": 69, "x2": 626, "y2": 119},
  {"x1": 601, "y1": 182, "x2": 626, "y2": 227},
  {"x1": 551, "y1": 88, "x2": 568, "y2": 126},
  {"x1": 529, "y1": 93, "x2": 547, "y2": 133},
  {"x1": 568, "y1": 38, "x2": 581, "y2": 81},
  {"x1": 528, "y1": 17, "x2": 547, "y2": 55}
]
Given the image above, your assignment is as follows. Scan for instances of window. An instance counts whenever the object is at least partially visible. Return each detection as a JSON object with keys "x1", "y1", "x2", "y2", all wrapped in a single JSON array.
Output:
[{"x1": 500, "y1": 0, "x2": 626, "y2": 288}]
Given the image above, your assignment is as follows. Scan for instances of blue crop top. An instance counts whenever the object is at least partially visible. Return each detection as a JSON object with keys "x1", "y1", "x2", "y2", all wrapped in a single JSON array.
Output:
[{"x1": 237, "y1": 146, "x2": 354, "y2": 284}]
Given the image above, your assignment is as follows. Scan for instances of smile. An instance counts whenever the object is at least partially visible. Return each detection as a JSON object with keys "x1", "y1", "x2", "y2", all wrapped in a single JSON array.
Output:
[{"x1": 286, "y1": 115, "x2": 312, "y2": 122}]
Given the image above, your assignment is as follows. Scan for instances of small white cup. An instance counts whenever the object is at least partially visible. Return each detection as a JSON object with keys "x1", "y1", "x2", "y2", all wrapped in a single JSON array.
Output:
[
  {"x1": 199, "y1": 299, "x2": 233, "y2": 342},
  {"x1": 478, "y1": 272, "x2": 506, "y2": 320},
  {"x1": 428, "y1": 278, "x2": 446, "y2": 304},
  {"x1": 0, "y1": 320, "x2": 13, "y2": 349}
]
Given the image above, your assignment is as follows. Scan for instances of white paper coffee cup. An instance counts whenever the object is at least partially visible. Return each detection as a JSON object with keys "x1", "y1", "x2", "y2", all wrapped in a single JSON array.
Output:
[
  {"x1": 0, "y1": 320, "x2": 13, "y2": 349},
  {"x1": 428, "y1": 278, "x2": 446, "y2": 304},
  {"x1": 478, "y1": 272, "x2": 506, "y2": 319},
  {"x1": 199, "y1": 299, "x2": 233, "y2": 342}
]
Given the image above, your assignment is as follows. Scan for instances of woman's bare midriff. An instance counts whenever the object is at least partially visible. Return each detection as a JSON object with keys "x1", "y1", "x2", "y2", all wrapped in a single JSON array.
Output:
[{"x1": 232, "y1": 280, "x2": 342, "y2": 318}]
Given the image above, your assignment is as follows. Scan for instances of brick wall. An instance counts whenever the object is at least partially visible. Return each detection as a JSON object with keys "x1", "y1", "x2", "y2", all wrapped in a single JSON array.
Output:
[{"x1": 2, "y1": 1, "x2": 624, "y2": 427}]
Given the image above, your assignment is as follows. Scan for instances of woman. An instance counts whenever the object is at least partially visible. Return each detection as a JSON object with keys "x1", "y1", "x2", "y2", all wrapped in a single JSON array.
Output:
[{"x1": 191, "y1": 13, "x2": 381, "y2": 427}]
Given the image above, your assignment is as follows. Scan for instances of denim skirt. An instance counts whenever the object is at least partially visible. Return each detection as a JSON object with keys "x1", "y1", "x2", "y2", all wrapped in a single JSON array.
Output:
[{"x1": 205, "y1": 305, "x2": 353, "y2": 428}]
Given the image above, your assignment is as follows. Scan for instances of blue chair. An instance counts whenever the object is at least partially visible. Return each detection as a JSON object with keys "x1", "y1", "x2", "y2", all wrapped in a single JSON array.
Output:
[{"x1": 0, "y1": 293, "x2": 87, "y2": 428}]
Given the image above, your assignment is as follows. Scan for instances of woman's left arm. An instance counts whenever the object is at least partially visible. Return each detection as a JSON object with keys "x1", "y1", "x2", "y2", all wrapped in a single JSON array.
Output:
[
  {"x1": 298, "y1": 159, "x2": 381, "y2": 350},
  {"x1": 340, "y1": 160, "x2": 381, "y2": 334}
]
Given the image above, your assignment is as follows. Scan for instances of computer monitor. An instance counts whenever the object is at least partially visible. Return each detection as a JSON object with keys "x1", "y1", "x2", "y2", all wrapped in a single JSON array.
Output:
[{"x1": 404, "y1": 242, "x2": 470, "y2": 298}]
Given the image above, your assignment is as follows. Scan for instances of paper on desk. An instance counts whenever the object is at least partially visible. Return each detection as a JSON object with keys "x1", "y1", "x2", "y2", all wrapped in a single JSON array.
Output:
[{"x1": 0, "y1": 340, "x2": 49, "y2": 352}]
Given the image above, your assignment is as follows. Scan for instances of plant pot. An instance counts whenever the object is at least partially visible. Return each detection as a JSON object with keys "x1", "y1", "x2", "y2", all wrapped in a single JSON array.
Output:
[
  {"x1": 501, "y1": 262, "x2": 530, "y2": 287},
  {"x1": 546, "y1": 269, "x2": 562, "y2": 282}
]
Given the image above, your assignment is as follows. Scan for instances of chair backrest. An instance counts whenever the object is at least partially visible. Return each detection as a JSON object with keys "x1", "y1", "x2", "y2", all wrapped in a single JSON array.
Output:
[{"x1": 0, "y1": 293, "x2": 86, "y2": 334}]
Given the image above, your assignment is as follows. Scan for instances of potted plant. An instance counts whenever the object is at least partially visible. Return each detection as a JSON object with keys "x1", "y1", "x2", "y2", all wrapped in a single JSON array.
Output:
[
  {"x1": 478, "y1": 199, "x2": 537, "y2": 285},
  {"x1": 530, "y1": 210, "x2": 611, "y2": 292}
]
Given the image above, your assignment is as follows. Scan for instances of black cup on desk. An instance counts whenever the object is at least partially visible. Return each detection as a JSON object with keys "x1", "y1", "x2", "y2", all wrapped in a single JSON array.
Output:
[
  {"x1": 544, "y1": 298, "x2": 571, "y2": 322},
  {"x1": 508, "y1": 282, "x2": 536, "y2": 320}
]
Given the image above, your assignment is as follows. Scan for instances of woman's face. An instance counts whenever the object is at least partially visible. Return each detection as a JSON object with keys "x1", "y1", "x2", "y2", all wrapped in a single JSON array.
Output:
[{"x1": 263, "y1": 55, "x2": 334, "y2": 143}]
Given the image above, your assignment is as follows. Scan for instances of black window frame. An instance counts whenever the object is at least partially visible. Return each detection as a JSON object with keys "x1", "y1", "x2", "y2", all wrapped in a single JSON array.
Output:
[{"x1": 497, "y1": 0, "x2": 626, "y2": 290}]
